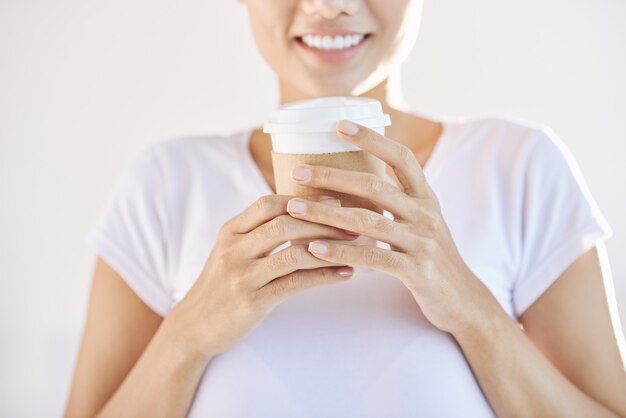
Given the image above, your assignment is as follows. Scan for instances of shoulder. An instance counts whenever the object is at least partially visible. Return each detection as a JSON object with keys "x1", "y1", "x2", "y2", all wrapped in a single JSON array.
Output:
[
  {"x1": 118, "y1": 129, "x2": 250, "y2": 203},
  {"x1": 440, "y1": 114, "x2": 568, "y2": 170},
  {"x1": 151, "y1": 129, "x2": 248, "y2": 169},
  {"x1": 443, "y1": 114, "x2": 552, "y2": 149}
]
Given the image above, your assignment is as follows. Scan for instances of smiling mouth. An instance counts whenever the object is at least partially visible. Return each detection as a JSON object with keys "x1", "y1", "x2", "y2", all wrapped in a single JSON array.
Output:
[
  {"x1": 293, "y1": 33, "x2": 372, "y2": 65},
  {"x1": 294, "y1": 33, "x2": 372, "y2": 51}
]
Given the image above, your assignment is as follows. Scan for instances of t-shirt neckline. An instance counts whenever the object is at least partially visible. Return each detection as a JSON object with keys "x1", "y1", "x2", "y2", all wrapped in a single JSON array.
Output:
[{"x1": 239, "y1": 121, "x2": 451, "y2": 196}]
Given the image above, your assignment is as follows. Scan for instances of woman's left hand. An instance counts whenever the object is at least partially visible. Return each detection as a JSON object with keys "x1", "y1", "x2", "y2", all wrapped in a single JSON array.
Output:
[{"x1": 286, "y1": 120, "x2": 498, "y2": 336}]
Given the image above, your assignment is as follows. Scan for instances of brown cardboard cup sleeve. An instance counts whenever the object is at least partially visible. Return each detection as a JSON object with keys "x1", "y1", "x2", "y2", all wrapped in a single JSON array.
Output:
[{"x1": 271, "y1": 150, "x2": 386, "y2": 215}]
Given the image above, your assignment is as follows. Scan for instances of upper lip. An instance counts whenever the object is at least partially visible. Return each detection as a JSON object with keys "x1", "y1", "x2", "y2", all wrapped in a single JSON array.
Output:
[{"x1": 294, "y1": 29, "x2": 370, "y2": 38}]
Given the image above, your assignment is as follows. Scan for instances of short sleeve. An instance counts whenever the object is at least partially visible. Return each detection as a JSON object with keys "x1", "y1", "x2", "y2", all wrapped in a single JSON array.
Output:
[
  {"x1": 512, "y1": 127, "x2": 613, "y2": 319},
  {"x1": 86, "y1": 142, "x2": 172, "y2": 317}
]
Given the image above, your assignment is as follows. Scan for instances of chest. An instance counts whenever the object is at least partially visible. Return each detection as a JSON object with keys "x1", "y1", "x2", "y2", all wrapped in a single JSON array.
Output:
[{"x1": 186, "y1": 272, "x2": 496, "y2": 417}]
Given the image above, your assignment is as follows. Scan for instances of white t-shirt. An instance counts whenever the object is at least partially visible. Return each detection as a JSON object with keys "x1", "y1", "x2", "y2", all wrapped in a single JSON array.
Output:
[{"x1": 86, "y1": 116, "x2": 613, "y2": 417}]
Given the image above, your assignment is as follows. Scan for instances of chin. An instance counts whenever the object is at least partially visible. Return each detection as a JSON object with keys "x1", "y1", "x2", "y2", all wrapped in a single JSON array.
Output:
[
  {"x1": 299, "y1": 74, "x2": 373, "y2": 98},
  {"x1": 308, "y1": 85, "x2": 357, "y2": 97}
]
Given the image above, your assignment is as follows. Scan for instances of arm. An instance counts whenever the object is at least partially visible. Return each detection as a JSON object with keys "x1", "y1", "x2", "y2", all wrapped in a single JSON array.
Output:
[
  {"x1": 66, "y1": 195, "x2": 355, "y2": 417},
  {"x1": 64, "y1": 257, "x2": 213, "y2": 418},
  {"x1": 454, "y1": 243, "x2": 626, "y2": 418}
]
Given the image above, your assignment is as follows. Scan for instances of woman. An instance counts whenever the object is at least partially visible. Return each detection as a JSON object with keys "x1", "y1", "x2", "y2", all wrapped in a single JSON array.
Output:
[{"x1": 65, "y1": 0, "x2": 626, "y2": 417}]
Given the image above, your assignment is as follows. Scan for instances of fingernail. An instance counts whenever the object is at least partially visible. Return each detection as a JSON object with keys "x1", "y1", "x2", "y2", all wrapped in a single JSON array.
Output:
[
  {"x1": 291, "y1": 166, "x2": 311, "y2": 181},
  {"x1": 343, "y1": 230, "x2": 359, "y2": 237},
  {"x1": 287, "y1": 198, "x2": 307, "y2": 215},
  {"x1": 337, "y1": 120, "x2": 358, "y2": 135},
  {"x1": 308, "y1": 241, "x2": 328, "y2": 255},
  {"x1": 319, "y1": 196, "x2": 341, "y2": 207},
  {"x1": 337, "y1": 266, "x2": 354, "y2": 278}
]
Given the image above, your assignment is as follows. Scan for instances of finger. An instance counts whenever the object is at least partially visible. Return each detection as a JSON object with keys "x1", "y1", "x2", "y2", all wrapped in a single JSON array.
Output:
[
  {"x1": 290, "y1": 165, "x2": 416, "y2": 220},
  {"x1": 286, "y1": 198, "x2": 413, "y2": 252},
  {"x1": 227, "y1": 194, "x2": 292, "y2": 234},
  {"x1": 250, "y1": 244, "x2": 347, "y2": 288},
  {"x1": 243, "y1": 200, "x2": 358, "y2": 258},
  {"x1": 228, "y1": 194, "x2": 340, "y2": 235},
  {"x1": 336, "y1": 120, "x2": 432, "y2": 198},
  {"x1": 307, "y1": 240, "x2": 408, "y2": 277},
  {"x1": 255, "y1": 265, "x2": 354, "y2": 308}
]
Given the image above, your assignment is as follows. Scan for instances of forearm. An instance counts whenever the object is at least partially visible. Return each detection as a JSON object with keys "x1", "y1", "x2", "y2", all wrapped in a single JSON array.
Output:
[
  {"x1": 95, "y1": 315, "x2": 214, "y2": 418},
  {"x1": 453, "y1": 302, "x2": 620, "y2": 418}
]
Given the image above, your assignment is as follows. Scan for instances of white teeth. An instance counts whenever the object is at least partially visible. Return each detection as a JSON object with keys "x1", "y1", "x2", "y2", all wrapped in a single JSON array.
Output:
[
  {"x1": 301, "y1": 34, "x2": 366, "y2": 50},
  {"x1": 331, "y1": 36, "x2": 344, "y2": 49}
]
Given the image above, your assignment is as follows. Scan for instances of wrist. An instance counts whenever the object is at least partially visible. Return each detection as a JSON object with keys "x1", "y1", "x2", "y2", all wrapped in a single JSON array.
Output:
[
  {"x1": 160, "y1": 305, "x2": 220, "y2": 366},
  {"x1": 451, "y1": 290, "x2": 513, "y2": 345},
  {"x1": 452, "y1": 276, "x2": 514, "y2": 342}
]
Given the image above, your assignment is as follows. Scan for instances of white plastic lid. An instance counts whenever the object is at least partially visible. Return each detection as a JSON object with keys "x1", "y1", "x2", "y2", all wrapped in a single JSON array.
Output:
[{"x1": 263, "y1": 96, "x2": 391, "y2": 134}]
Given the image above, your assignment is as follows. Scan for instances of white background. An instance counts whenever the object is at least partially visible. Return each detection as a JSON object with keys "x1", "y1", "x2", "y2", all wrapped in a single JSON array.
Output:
[{"x1": 1, "y1": 0, "x2": 624, "y2": 416}]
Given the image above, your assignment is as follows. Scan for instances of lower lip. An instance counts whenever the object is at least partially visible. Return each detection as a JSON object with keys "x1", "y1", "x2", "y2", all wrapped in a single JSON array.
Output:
[{"x1": 295, "y1": 35, "x2": 371, "y2": 65}]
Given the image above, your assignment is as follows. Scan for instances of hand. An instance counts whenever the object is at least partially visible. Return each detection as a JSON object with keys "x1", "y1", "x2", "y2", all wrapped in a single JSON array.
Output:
[
  {"x1": 168, "y1": 194, "x2": 358, "y2": 359},
  {"x1": 285, "y1": 120, "x2": 498, "y2": 336}
]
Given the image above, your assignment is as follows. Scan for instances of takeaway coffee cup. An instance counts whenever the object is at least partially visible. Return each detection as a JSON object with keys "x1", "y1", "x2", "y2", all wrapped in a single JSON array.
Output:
[{"x1": 263, "y1": 96, "x2": 392, "y2": 273}]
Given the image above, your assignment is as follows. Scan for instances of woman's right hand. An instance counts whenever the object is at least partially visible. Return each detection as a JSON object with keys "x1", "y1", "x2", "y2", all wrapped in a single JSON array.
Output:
[{"x1": 165, "y1": 194, "x2": 357, "y2": 360}]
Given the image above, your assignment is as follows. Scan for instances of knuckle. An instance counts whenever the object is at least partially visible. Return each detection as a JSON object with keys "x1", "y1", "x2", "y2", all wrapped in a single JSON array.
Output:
[
  {"x1": 356, "y1": 210, "x2": 376, "y2": 230},
  {"x1": 249, "y1": 290, "x2": 269, "y2": 309},
  {"x1": 362, "y1": 247, "x2": 384, "y2": 266},
  {"x1": 217, "y1": 224, "x2": 232, "y2": 243},
  {"x1": 220, "y1": 218, "x2": 234, "y2": 234},
  {"x1": 357, "y1": 210, "x2": 391, "y2": 233},
  {"x1": 221, "y1": 247, "x2": 235, "y2": 260},
  {"x1": 278, "y1": 272, "x2": 302, "y2": 294},
  {"x1": 397, "y1": 144, "x2": 415, "y2": 166},
  {"x1": 281, "y1": 246, "x2": 304, "y2": 268},
  {"x1": 270, "y1": 215, "x2": 292, "y2": 237},
  {"x1": 316, "y1": 166, "x2": 332, "y2": 184},
  {"x1": 266, "y1": 253, "x2": 282, "y2": 271},
  {"x1": 388, "y1": 253, "x2": 405, "y2": 270},
  {"x1": 220, "y1": 216, "x2": 242, "y2": 239},
  {"x1": 417, "y1": 206, "x2": 440, "y2": 233},
  {"x1": 377, "y1": 217, "x2": 394, "y2": 233},
  {"x1": 320, "y1": 267, "x2": 337, "y2": 283},
  {"x1": 332, "y1": 244, "x2": 346, "y2": 260},
  {"x1": 248, "y1": 226, "x2": 263, "y2": 243},
  {"x1": 255, "y1": 195, "x2": 277, "y2": 215},
  {"x1": 364, "y1": 174, "x2": 385, "y2": 195},
  {"x1": 288, "y1": 270, "x2": 304, "y2": 286}
]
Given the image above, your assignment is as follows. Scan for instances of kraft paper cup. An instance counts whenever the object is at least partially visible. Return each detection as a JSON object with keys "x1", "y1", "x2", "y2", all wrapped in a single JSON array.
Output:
[{"x1": 263, "y1": 96, "x2": 392, "y2": 274}]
